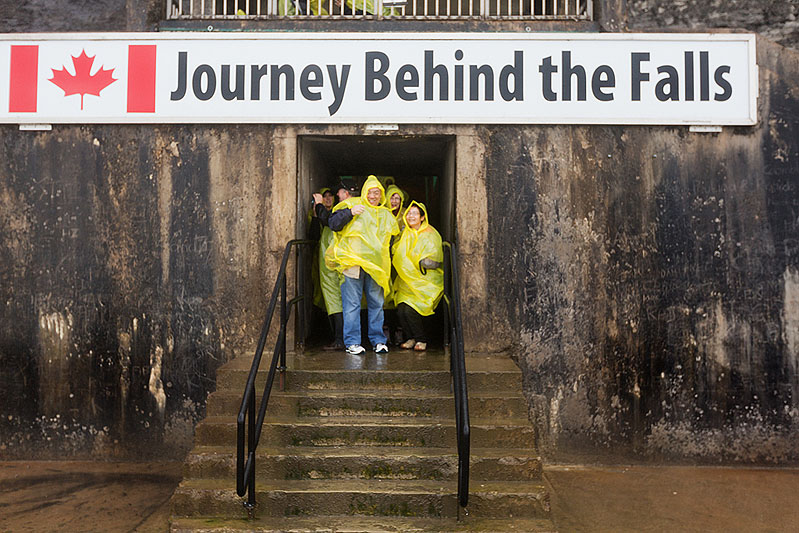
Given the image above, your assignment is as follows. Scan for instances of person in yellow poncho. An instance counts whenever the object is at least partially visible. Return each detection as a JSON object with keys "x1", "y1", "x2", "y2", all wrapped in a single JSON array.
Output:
[
  {"x1": 325, "y1": 175, "x2": 399, "y2": 355},
  {"x1": 308, "y1": 188, "x2": 334, "y2": 302},
  {"x1": 392, "y1": 201, "x2": 444, "y2": 352},
  {"x1": 381, "y1": 184, "x2": 406, "y2": 345},
  {"x1": 311, "y1": 185, "x2": 354, "y2": 351},
  {"x1": 384, "y1": 184, "x2": 407, "y2": 232}
]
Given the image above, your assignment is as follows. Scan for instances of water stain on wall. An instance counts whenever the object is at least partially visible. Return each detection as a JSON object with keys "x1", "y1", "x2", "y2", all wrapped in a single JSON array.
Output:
[
  {"x1": 0, "y1": 125, "x2": 277, "y2": 458},
  {"x1": 492, "y1": 39, "x2": 799, "y2": 463}
]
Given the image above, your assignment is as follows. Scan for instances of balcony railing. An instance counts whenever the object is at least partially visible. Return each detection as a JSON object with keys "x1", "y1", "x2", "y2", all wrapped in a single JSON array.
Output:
[{"x1": 167, "y1": 0, "x2": 591, "y2": 20}]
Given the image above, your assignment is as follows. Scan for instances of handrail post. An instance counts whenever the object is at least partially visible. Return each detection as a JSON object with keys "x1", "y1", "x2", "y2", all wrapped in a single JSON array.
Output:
[
  {"x1": 443, "y1": 255, "x2": 451, "y2": 349},
  {"x1": 246, "y1": 389, "x2": 256, "y2": 515},
  {"x1": 297, "y1": 245, "x2": 306, "y2": 352},
  {"x1": 443, "y1": 301, "x2": 450, "y2": 349},
  {"x1": 234, "y1": 240, "x2": 331, "y2": 517},
  {"x1": 279, "y1": 274, "x2": 287, "y2": 392},
  {"x1": 442, "y1": 241, "x2": 470, "y2": 514}
]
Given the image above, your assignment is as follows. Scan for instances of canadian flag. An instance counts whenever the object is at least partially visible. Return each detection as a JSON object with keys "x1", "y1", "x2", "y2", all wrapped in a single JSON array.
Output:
[{"x1": 9, "y1": 44, "x2": 157, "y2": 113}]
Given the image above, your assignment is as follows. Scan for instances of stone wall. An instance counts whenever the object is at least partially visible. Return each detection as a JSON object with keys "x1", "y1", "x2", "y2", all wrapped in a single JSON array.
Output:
[
  {"x1": 2, "y1": 0, "x2": 799, "y2": 461},
  {"x1": 0, "y1": 125, "x2": 290, "y2": 457},
  {"x1": 0, "y1": 0, "x2": 160, "y2": 32},
  {"x1": 627, "y1": 0, "x2": 799, "y2": 51},
  {"x1": 485, "y1": 37, "x2": 799, "y2": 462}
]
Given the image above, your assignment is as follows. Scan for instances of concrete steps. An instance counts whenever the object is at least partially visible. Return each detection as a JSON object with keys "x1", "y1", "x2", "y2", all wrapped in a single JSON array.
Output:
[
  {"x1": 195, "y1": 415, "x2": 536, "y2": 448},
  {"x1": 170, "y1": 349, "x2": 554, "y2": 531},
  {"x1": 171, "y1": 516, "x2": 557, "y2": 532},
  {"x1": 172, "y1": 479, "x2": 551, "y2": 519},
  {"x1": 185, "y1": 445, "x2": 543, "y2": 481},
  {"x1": 206, "y1": 391, "x2": 529, "y2": 418},
  {"x1": 215, "y1": 351, "x2": 523, "y2": 393}
]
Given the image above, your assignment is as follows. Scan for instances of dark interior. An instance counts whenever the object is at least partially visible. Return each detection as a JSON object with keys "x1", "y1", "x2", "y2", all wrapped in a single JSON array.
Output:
[
  {"x1": 299, "y1": 135, "x2": 454, "y2": 236},
  {"x1": 298, "y1": 135, "x2": 455, "y2": 348}
]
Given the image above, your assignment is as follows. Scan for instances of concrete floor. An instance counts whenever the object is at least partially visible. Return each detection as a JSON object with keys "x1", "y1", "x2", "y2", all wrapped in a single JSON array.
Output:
[
  {"x1": 0, "y1": 461, "x2": 182, "y2": 533},
  {"x1": 1, "y1": 460, "x2": 798, "y2": 532},
  {"x1": 545, "y1": 464, "x2": 799, "y2": 532}
]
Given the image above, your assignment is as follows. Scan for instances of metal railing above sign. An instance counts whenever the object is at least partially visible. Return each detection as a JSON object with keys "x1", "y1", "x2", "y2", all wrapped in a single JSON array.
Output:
[
  {"x1": 166, "y1": 0, "x2": 592, "y2": 20},
  {"x1": 0, "y1": 32, "x2": 757, "y2": 126}
]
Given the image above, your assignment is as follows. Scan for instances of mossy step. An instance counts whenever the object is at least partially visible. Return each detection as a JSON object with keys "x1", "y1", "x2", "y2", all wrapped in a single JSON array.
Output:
[
  {"x1": 216, "y1": 368, "x2": 521, "y2": 394},
  {"x1": 216, "y1": 350, "x2": 521, "y2": 394},
  {"x1": 171, "y1": 479, "x2": 550, "y2": 520},
  {"x1": 194, "y1": 416, "x2": 536, "y2": 449},
  {"x1": 171, "y1": 515, "x2": 557, "y2": 532},
  {"x1": 223, "y1": 350, "x2": 521, "y2": 372},
  {"x1": 206, "y1": 390, "x2": 528, "y2": 419},
  {"x1": 184, "y1": 445, "x2": 543, "y2": 482}
]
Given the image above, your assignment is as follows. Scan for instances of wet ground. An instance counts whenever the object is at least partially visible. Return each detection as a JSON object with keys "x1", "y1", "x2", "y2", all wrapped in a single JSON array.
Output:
[
  {"x1": 545, "y1": 464, "x2": 799, "y2": 532},
  {"x1": 1, "y1": 460, "x2": 799, "y2": 532},
  {"x1": 0, "y1": 461, "x2": 182, "y2": 533}
]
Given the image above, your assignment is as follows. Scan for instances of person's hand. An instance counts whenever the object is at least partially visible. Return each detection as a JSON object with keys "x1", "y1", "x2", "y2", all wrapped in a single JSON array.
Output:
[
  {"x1": 312, "y1": 193, "x2": 323, "y2": 205},
  {"x1": 351, "y1": 204, "x2": 365, "y2": 216}
]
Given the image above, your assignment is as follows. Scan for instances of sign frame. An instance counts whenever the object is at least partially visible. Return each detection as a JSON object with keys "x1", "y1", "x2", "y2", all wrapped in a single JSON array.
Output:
[{"x1": 0, "y1": 32, "x2": 759, "y2": 126}]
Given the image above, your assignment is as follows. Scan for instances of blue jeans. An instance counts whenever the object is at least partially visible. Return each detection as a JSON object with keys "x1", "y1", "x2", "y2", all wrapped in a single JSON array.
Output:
[{"x1": 340, "y1": 269, "x2": 386, "y2": 347}]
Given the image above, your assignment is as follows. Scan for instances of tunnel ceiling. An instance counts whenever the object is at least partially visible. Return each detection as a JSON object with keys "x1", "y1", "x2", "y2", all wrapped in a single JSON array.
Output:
[{"x1": 305, "y1": 136, "x2": 450, "y2": 176}]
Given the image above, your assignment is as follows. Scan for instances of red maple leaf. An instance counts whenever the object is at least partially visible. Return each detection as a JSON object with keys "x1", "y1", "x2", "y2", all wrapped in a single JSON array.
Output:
[{"x1": 48, "y1": 50, "x2": 117, "y2": 110}]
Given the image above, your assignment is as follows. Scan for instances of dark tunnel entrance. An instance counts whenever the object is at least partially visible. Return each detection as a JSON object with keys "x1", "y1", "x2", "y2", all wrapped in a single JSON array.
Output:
[{"x1": 298, "y1": 135, "x2": 456, "y2": 350}]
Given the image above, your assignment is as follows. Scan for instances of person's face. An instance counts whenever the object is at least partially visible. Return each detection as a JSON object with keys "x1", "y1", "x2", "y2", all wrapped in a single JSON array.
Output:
[
  {"x1": 366, "y1": 187, "x2": 381, "y2": 206},
  {"x1": 337, "y1": 188, "x2": 351, "y2": 201},
  {"x1": 390, "y1": 193, "x2": 401, "y2": 209},
  {"x1": 322, "y1": 192, "x2": 334, "y2": 208},
  {"x1": 406, "y1": 206, "x2": 423, "y2": 229}
]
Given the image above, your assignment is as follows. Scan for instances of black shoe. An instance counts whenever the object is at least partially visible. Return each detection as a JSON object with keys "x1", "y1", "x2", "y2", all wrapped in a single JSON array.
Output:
[{"x1": 323, "y1": 341, "x2": 345, "y2": 351}]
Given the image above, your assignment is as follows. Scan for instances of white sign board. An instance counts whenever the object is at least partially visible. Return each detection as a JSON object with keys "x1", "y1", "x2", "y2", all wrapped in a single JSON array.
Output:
[{"x1": 0, "y1": 32, "x2": 758, "y2": 125}]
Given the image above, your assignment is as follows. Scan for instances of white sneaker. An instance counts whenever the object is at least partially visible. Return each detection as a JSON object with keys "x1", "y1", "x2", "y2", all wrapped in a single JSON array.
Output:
[
  {"x1": 374, "y1": 343, "x2": 389, "y2": 354},
  {"x1": 346, "y1": 344, "x2": 366, "y2": 355}
]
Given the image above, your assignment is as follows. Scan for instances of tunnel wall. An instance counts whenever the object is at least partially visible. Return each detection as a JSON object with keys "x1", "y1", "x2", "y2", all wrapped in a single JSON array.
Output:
[{"x1": 482, "y1": 37, "x2": 799, "y2": 462}]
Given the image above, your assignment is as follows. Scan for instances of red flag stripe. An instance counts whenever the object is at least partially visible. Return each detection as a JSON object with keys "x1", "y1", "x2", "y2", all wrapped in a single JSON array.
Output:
[
  {"x1": 127, "y1": 45, "x2": 156, "y2": 113},
  {"x1": 9, "y1": 45, "x2": 38, "y2": 113}
]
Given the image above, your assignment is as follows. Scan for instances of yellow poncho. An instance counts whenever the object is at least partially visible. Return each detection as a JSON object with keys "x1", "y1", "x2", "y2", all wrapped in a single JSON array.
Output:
[
  {"x1": 342, "y1": 0, "x2": 397, "y2": 15},
  {"x1": 392, "y1": 201, "x2": 444, "y2": 316},
  {"x1": 278, "y1": 0, "x2": 328, "y2": 15},
  {"x1": 311, "y1": 187, "x2": 333, "y2": 311},
  {"x1": 383, "y1": 185, "x2": 406, "y2": 310},
  {"x1": 317, "y1": 225, "x2": 343, "y2": 315},
  {"x1": 385, "y1": 184, "x2": 407, "y2": 232},
  {"x1": 325, "y1": 175, "x2": 399, "y2": 296}
]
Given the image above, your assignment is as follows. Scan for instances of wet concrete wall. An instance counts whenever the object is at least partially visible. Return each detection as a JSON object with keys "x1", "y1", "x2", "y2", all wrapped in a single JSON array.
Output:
[
  {"x1": 0, "y1": 0, "x2": 160, "y2": 32},
  {"x1": 0, "y1": 126, "x2": 288, "y2": 457},
  {"x1": 486, "y1": 37, "x2": 799, "y2": 462},
  {"x1": 628, "y1": 1, "x2": 799, "y2": 51},
  {"x1": 2, "y1": 1, "x2": 799, "y2": 463}
]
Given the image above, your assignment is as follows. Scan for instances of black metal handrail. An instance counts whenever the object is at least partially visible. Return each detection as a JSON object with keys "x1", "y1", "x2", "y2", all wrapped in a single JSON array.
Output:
[
  {"x1": 442, "y1": 241, "x2": 470, "y2": 511},
  {"x1": 235, "y1": 237, "x2": 469, "y2": 516},
  {"x1": 236, "y1": 238, "x2": 314, "y2": 514}
]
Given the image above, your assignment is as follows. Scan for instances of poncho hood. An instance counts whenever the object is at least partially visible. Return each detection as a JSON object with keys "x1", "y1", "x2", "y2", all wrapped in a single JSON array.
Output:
[
  {"x1": 385, "y1": 185, "x2": 406, "y2": 211},
  {"x1": 403, "y1": 201, "x2": 430, "y2": 233},
  {"x1": 362, "y1": 175, "x2": 386, "y2": 208}
]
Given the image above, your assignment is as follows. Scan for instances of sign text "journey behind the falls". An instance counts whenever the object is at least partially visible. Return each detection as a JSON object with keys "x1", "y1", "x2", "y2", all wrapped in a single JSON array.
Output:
[{"x1": 0, "y1": 33, "x2": 757, "y2": 125}]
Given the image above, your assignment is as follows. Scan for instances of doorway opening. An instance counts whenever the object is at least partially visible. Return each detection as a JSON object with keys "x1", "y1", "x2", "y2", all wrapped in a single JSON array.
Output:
[{"x1": 298, "y1": 135, "x2": 456, "y2": 350}]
